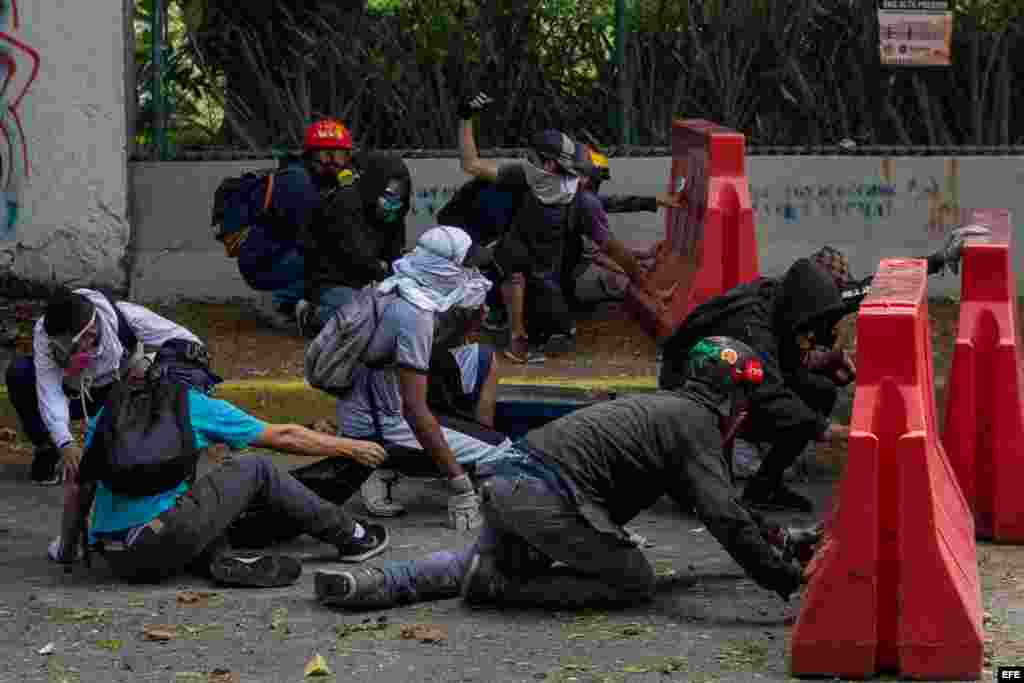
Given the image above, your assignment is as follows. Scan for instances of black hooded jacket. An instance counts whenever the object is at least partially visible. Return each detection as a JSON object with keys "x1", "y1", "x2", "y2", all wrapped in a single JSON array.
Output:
[
  {"x1": 659, "y1": 258, "x2": 846, "y2": 442},
  {"x1": 300, "y1": 151, "x2": 412, "y2": 301}
]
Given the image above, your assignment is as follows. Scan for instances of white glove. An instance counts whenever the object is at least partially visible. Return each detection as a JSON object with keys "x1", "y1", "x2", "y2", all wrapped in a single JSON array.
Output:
[
  {"x1": 447, "y1": 491, "x2": 483, "y2": 531},
  {"x1": 943, "y1": 225, "x2": 992, "y2": 275}
]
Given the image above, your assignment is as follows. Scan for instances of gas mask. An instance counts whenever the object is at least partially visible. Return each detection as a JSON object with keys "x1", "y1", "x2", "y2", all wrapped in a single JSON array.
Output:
[
  {"x1": 376, "y1": 180, "x2": 405, "y2": 223},
  {"x1": 49, "y1": 315, "x2": 100, "y2": 379}
]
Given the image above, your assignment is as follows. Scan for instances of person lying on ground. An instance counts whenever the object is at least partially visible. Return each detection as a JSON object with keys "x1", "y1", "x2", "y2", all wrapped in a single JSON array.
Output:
[
  {"x1": 232, "y1": 119, "x2": 355, "y2": 329},
  {"x1": 300, "y1": 226, "x2": 512, "y2": 528},
  {"x1": 312, "y1": 336, "x2": 810, "y2": 611},
  {"x1": 5, "y1": 288, "x2": 203, "y2": 486},
  {"x1": 52, "y1": 339, "x2": 390, "y2": 588},
  {"x1": 296, "y1": 151, "x2": 413, "y2": 337},
  {"x1": 659, "y1": 259, "x2": 853, "y2": 514},
  {"x1": 456, "y1": 91, "x2": 588, "y2": 363}
]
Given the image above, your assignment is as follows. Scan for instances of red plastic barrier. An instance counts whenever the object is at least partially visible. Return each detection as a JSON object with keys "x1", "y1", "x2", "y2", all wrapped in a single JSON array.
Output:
[
  {"x1": 790, "y1": 259, "x2": 983, "y2": 681},
  {"x1": 943, "y1": 209, "x2": 1024, "y2": 542},
  {"x1": 626, "y1": 120, "x2": 759, "y2": 341}
]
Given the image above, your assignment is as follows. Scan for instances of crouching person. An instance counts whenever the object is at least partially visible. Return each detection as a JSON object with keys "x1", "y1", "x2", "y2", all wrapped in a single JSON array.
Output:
[
  {"x1": 53, "y1": 339, "x2": 390, "y2": 586},
  {"x1": 313, "y1": 336, "x2": 807, "y2": 610}
]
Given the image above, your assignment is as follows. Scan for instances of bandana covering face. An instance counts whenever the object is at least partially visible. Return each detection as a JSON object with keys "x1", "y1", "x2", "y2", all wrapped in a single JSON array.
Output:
[
  {"x1": 377, "y1": 226, "x2": 492, "y2": 313},
  {"x1": 522, "y1": 154, "x2": 579, "y2": 205}
]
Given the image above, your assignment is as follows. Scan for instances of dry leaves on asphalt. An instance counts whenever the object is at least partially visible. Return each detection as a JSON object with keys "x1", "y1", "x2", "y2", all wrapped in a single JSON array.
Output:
[
  {"x1": 177, "y1": 591, "x2": 221, "y2": 607},
  {"x1": 208, "y1": 669, "x2": 241, "y2": 683},
  {"x1": 399, "y1": 623, "x2": 448, "y2": 644},
  {"x1": 142, "y1": 624, "x2": 179, "y2": 641}
]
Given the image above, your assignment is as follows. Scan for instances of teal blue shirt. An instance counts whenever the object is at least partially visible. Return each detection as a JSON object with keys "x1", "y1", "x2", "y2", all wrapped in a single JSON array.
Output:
[{"x1": 87, "y1": 390, "x2": 268, "y2": 542}]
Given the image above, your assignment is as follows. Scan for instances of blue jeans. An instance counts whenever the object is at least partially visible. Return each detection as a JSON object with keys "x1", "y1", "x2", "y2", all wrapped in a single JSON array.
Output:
[
  {"x1": 237, "y1": 228, "x2": 306, "y2": 309},
  {"x1": 103, "y1": 456, "x2": 355, "y2": 581},
  {"x1": 4, "y1": 356, "x2": 112, "y2": 448},
  {"x1": 348, "y1": 462, "x2": 655, "y2": 608}
]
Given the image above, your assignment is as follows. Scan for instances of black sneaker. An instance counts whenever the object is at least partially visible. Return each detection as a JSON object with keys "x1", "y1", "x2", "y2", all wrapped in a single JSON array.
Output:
[
  {"x1": 335, "y1": 522, "x2": 389, "y2": 563},
  {"x1": 209, "y1": 552, "x2": 302, "y2": 587},
  {"x1": 742, "y1": 484, "x2": 815, "y2": 513},
  {"x1": 460, "y1": 552, "x2": 509, "y2": 605},
  {"x1": 315, "y1": 566, "x2": 391, "y2": 609},
  {"x1": 30, "y1": 447, "x2": 62, "y2": 486}
]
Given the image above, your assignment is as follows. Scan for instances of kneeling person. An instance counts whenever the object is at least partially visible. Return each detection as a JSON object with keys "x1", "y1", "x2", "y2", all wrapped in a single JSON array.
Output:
[
  {"x1": 315, "y1": 336, "x2": 806, "y2": 610},
  {"x1": 55, "y1": 340, "x2": 391, "y2": 586}
]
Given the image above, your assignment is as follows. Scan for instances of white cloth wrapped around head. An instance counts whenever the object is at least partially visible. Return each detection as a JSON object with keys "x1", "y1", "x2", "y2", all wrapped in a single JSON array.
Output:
[{"x1": 377, "y1": 226, "x2": 493, "y2": 313}]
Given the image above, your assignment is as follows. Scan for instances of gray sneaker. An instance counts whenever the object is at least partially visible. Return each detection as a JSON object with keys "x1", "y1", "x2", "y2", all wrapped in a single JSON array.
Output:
[{"x1": 316, "y1": 566, "x2": 393, "y2": 610}]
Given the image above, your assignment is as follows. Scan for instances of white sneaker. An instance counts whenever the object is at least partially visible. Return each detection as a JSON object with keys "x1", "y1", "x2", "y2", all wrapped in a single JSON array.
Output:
[
  {"x1": 447, "y1": 490, "x2": 483, "y2": 531},
  {"x1": 360, "y1": 469, "x2": 405, "y2": 517}
]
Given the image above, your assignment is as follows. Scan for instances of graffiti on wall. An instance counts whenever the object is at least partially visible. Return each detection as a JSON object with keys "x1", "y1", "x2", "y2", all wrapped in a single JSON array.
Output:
[
  {"x1": 0, "y1": 0, "x2": 39, "y2": 240},
  {"x1": 751, "y1": 159, "x2": 963, "y2": 239}
]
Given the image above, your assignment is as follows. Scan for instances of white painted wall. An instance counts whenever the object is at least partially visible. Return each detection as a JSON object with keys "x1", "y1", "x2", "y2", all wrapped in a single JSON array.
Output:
[
  {"x1": 130, "y1": 155, "x2": 1024, "y2": 303},
  {"x1": 0, "y1": 1, "x2": 130, "y2": 289}
]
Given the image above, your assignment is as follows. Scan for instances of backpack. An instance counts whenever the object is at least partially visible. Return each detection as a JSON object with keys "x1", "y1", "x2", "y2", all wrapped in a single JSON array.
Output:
[
  {"x1": 211, "y1": 168, "x2": 278, "y2": 258},
  {"x1": 436, "y1": 178, "x2": 523, "y2": 246},
  {"x1": 78, "y1": 375, "x2": 198, "y2": 498},
  {"x1": 304, "y1": 285, "x2": 387, "y2": 398}
]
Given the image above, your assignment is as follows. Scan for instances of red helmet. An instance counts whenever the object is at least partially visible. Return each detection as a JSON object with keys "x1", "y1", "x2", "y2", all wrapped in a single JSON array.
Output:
[{"x1": 304, "y1": 119, "x2": 353, "y2": 151}]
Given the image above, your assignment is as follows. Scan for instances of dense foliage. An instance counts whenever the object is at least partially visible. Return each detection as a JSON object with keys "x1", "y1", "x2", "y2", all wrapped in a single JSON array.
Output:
[{"x1": 132, "y1": 0, "x2": 1024, "y2": 156}]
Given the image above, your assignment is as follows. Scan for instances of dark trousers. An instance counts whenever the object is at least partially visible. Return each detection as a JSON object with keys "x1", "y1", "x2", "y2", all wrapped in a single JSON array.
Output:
[
  {"x1": 5, "y1": 356, "x2": 113, "y2": 448},
  {"x1": 748, "y1": 370, "x2": 838, "y2": 490},
  {"x1": 345, "y1": 467, "x2": 656, "y2": 610},
  {"x1": 475, "y1": 469, "x2": 656, "y2": 607},
  {"x1": 105, "y1": 456, "x2": 354, "y2": 581}
]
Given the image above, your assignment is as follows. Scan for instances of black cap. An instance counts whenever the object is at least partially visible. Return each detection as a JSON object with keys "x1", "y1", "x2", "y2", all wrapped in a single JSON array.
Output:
[
  {"x1": 43, "y1": 291, "x2": 95, "y2": 338},
  {"x1": 530, "y1": 129, "x2": 581, "y2": 176}
]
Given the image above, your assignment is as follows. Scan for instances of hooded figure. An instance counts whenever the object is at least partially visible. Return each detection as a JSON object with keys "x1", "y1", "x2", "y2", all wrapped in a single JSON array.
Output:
[
  {"x1": 659, "y1": 258, "x2": 847, "y2": 513},
  {"x1": 298, "y1": 151, "x2": 413, "y2": 333}
]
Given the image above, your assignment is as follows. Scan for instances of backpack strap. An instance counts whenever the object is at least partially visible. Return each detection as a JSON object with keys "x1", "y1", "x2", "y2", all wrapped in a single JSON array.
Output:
[
  {"x1": 98, "y1": 292, "x2": 139, "y2": 352},
  {"x1": 262, "y1": 172, "x2": 275, "y2": 212}
]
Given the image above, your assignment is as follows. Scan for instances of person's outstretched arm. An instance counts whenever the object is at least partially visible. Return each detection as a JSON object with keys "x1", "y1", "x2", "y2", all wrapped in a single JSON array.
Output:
[{"x1": 252, "y1": 424, "x2": 386, "y2": 467}]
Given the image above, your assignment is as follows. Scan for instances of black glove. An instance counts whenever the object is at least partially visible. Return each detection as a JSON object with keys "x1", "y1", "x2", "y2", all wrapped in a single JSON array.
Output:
[
  {"x1": 457, "y1": 91, "x2": 494, "y2": 120},
  {"x1": 767, "y1": 561, "x2": 806, "y2": 603}
]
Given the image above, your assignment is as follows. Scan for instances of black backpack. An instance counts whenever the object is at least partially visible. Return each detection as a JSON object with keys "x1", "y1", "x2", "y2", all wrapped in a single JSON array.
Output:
[
  {"x1": 211, "y1": 167, "x2": 282, "y2": 258},
  {"x1": 78, "y1": 375, "x2": 198, "y2": 498}
]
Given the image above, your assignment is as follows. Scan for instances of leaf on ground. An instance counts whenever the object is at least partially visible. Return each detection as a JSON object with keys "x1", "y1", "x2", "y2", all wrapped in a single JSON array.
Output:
[
  {"x1": 183, "y1": 623, "x2": 224, "y2": 639},
  {"x1": 177, "y1": 591, "x2": 223, "y2": 608},
  {"x1": 142, "y1": 624, "x2": 178, "y2": 641},
  {"x1": 335, "y1": 616, "x2": 389, "y2": 639},
  {"x1": 622, "y1": 664, "x2": 651, "y2": 673},
  {"x1": 399, "y1": 623, "x2": 448, "y2": 644},
  {"x1": 304, "y1": 653, "x2": 331, "y2": 677},
  {"x1": 656, "y1": 656, "x2": 688, "y2": 673},
  {"x1": 48, "y1": 608, "x2": 111, "y2": 624},
  {"x1": 716, "y1": 640, "x2": 768, "y2": 669},
  {"x1": 46, "y1": 657, "x2": 81, "y2": 683},
  {"x1": 95, "y1": 639, "x2": 123, "y2": 652},
  {"x1": 616, "y1": 623, "x2": 655, "y2": 638},
  {"x1": 270, "y1": 607, "x2": 289, "y2": 634},
  {"x1": 174, "y1": 674, "x2": 206, "y2": 683},
  {"x1": 208, "y1": 669, "x2": 241, "y2": 683}
]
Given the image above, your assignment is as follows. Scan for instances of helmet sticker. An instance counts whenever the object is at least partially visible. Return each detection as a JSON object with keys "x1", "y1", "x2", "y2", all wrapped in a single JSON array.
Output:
[{"x1": 720, "y1": 348, "x2": 738, "y2": 365}]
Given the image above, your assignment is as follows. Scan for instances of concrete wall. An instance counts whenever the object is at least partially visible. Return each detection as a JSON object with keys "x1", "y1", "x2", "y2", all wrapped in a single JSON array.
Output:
[
  {"x1": 0, "y1": 1, "x2": 130, "y2": 290},
  {"x1": 129, "y1": 155, "x2": 1024, "y2": 303}
]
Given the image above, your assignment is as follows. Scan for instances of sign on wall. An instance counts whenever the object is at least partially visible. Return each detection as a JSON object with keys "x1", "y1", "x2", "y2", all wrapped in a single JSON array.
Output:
[{"x1": 878, "y1": 0, "x2": 952, "y2": 67}]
